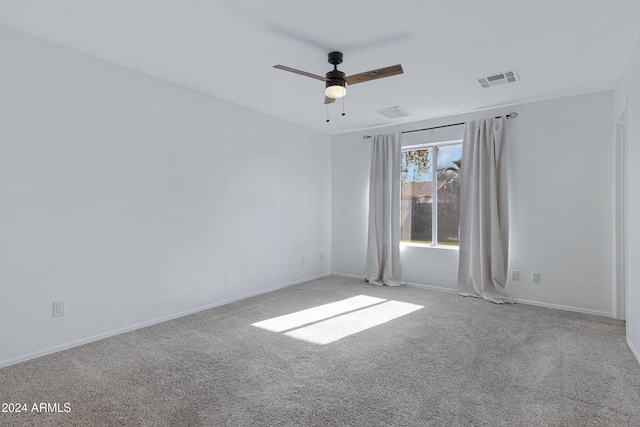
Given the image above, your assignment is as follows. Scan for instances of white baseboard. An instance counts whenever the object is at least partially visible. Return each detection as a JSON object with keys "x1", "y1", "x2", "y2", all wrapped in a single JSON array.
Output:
[
  {"x1": 333, "y1": 273, "x2": 613, "y2": 318},
  {"x1": 331, "y1": 274, "x2": 459, "y2": 295},
  {"x1": 0, "y1": 273, "x2": 331, "y2": 369},
  {"x1": 513, "y1": 297, "x2": 611, "y2": 317},
  {"x1": 407, "y1": 281, "x2": 613, "y2": 318},
  {"x1": 628, "y1": 337, "x2": 640, "y2": 365},
  {"x1": 331, "y1": 272, "x2": 365, "y2": 280},
  {"x1": 404, "y1": 281, "x2": 458, "y2": 294}
]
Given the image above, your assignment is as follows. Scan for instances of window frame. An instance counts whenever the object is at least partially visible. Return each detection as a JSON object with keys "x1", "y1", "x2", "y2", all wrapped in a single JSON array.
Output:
[{"x1": 401, "y1": 138, "x2": 463, "y2": 250}]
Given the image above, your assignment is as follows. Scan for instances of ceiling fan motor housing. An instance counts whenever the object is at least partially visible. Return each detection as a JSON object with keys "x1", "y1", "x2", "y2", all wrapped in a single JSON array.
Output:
[
  {"x1": 326, "y1": 51, "x2": 346, "y2": 92},
  {"x1": 326, "y1": 69, "x2": 346, "y2": 86},
  {"x1": 325, "y1": 69, "x2": 347, "y2": 98}
]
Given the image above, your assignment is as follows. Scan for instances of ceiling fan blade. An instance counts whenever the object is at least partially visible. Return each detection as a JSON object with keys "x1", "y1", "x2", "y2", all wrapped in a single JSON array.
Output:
[
  {"x1": 344, "y1": 64, "x2": 403, "y2": 85},
  {"x1": 324, "y1": 96, "x2": 336, "y2": 105},
  {"x1": 274, "y1": 65, "x2": 329, "y2": 82}
]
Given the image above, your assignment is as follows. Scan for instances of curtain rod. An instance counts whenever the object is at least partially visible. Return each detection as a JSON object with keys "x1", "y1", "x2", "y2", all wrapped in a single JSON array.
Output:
[{"x1": 362, "y1": 112, "x2": 518, "y2": 140}]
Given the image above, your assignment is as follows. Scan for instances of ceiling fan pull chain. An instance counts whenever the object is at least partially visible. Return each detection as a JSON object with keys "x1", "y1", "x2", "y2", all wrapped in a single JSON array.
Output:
[
  {"x1": 342, "y1": 97, "x2": 346, "y2": 116},
  {"x1": 326, "y1": 104, "x2": 330, "y2": 123}
]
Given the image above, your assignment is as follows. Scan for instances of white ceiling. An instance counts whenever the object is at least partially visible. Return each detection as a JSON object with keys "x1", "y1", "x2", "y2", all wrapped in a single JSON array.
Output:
[{"x1": 1, "y1": 1, "x2": 639, "y2": 135}]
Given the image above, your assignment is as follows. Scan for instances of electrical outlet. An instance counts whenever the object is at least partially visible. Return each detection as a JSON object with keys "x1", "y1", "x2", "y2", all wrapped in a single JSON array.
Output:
[
  {"x1": 321, "y1": 253, "x2": 324, "y2": 262},
  {"x1": 532, "y1": 272, "x2": 541, "y2": 283},
  {"x1": 53, "y1": 301, "x2": 65, "y2": 317},
  {"x1": 511, "y1": 270, "x2": 520, "y2": 281},
  {"x1": 301, "y1": 257, "x2": 306, "y2": 266}
]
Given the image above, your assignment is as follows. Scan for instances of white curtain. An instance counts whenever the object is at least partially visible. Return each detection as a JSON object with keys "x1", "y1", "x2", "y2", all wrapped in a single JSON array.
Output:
[
  {"x1": 457, "y1": 118, "x2": 514, "y2": 303},
  {"x1": 365, "y1": 133, "x2": 402, "y2": 287}
]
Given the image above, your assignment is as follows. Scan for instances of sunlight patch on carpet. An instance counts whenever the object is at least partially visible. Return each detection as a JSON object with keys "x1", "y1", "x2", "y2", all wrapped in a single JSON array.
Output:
[{"x1": 252, "y1": 295, "x2": 423, "y2": 344}]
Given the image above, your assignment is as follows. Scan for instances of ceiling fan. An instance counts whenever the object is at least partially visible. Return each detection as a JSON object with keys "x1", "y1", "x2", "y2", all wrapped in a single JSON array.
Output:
[{"x1": 274, "y1": 52, "x2": 403, "y2": 104}]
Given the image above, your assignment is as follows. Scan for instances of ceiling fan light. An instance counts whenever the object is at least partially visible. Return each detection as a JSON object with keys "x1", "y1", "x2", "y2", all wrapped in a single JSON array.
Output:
[{"x1": 325, "y1": 82, "x2": 347, "y2": 99}]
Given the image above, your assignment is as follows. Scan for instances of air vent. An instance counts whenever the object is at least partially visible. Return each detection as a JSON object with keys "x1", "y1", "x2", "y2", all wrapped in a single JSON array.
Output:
[
  {"x1": 477, "y1": 69, "x2": 520, "y2": 88},
  {"x1": 376, "y1": 106, "x2": 410, "y2": 119}
]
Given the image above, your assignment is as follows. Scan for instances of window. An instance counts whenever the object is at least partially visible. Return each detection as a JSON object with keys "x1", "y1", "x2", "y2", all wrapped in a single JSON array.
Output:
[{"x1": 401, "y1": 140, "x2": 462, "y2": 246}]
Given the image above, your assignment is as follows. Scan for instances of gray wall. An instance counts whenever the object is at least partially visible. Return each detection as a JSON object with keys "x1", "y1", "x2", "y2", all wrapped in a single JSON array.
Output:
[
  {"x1": 0, "y1": 25, "x2": 332, "y2": 367},
  {"x1": 332, "y1": 91, "x2": 615, "y2": 316}
]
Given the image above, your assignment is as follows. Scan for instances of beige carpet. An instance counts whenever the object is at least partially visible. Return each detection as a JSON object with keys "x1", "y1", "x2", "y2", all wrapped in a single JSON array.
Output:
[{"x1": 1, "y1": 275, "x2": 639, "y2": 426}]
